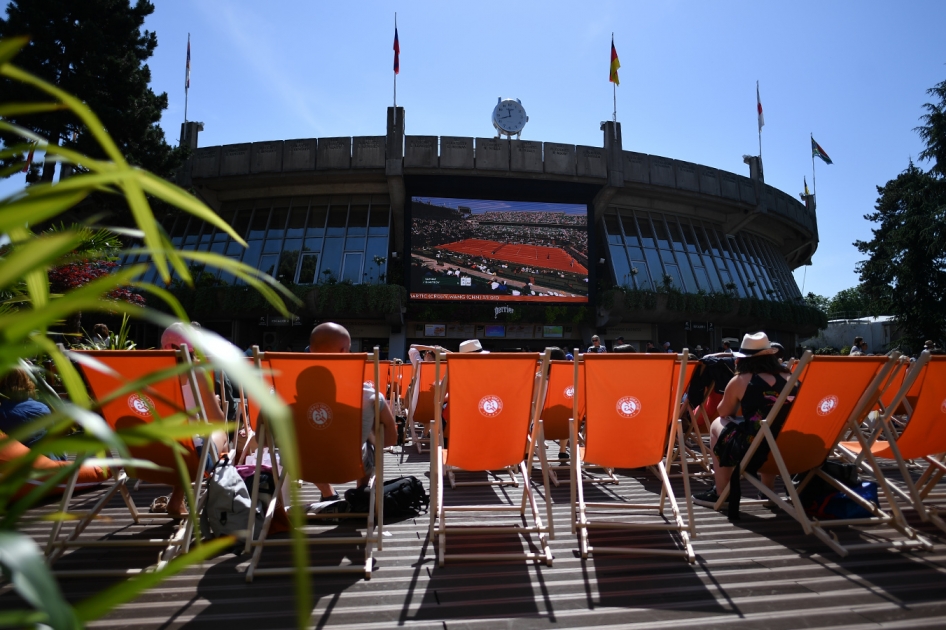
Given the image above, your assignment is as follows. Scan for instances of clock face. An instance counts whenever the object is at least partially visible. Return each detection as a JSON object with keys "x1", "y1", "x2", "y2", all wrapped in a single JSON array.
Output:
[{"x1": 492, "y1": 99, "x2": 528, "y2": 134}]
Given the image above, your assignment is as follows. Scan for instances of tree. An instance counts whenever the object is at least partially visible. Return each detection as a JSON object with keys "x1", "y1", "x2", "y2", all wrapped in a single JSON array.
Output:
[
  {"x1": 917, "y1": 77, "x2": 946, "y2": 176},
  {"x1": 855, "y1": 163, "x2": 946, "y2": 348},
  {"x1": 0, "y1": 0, "x2": 184, "y2": 179},
  {"x1": 804, "y1": 292, "x2": 830, "y2": 313},
  {"x1": 827, "y1": 285, "x2": 882, "y2": 319}
]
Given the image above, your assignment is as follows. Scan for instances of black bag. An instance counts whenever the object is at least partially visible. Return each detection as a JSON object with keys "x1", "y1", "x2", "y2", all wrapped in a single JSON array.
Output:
[
  {"x1": 344, "y1": 476, "x2": 429, "y2": 517},
  {"x1": 796, "y1": 461, "x2": 863, "y2": 517}
]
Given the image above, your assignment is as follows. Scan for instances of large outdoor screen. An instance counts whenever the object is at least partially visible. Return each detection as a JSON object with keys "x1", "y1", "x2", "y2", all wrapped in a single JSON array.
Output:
[{"x1": 410, "y1": 197, "x2": 588, "y2": 302}]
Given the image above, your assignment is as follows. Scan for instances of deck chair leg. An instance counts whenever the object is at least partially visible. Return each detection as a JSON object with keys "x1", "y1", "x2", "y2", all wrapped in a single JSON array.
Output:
[
  {"x1": 246, "y1": 427, "x2": 290, "y2": 583},
  {"x1": 45, "y1": 463, "x2": 81, "y2": 557},
  {"x1": 569, "y1": 418, "x2": 578, "y2": 536},
  {"x1": 656, "y1": 461, "x2": 695, "y2": 563},
  {"x1": 244, "y1": 418, "x2": 267, "y2": 556},
  {"x1": 428, "y1": 420, "x2": 440, "y2": 542},
  {"x1": 117, "y1": 474, "x2": 140, "y2": 524},
  {"x1": 536, "y1": 421, "x2": 555, "y2": 541},
  {"x1": 574, "y1": 431, "x2": 590, "y2": 559},
  {"x1": 519, "y1": 461, "x2": 552, "y2": 566},
  {"x1": 675, "y1": 420, "x2": 696, "y2": 536},
  {"x1": 365, "y1": 475, "x2": 377, "y2": 579},
  {"x1": 47, "y1": 473, "x2": 128, "y2": 565}
]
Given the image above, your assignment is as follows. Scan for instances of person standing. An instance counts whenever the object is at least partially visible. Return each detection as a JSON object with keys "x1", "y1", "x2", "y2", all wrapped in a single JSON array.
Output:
[{"x1": 586, "y1": 335, "x2": 607, "y2": 353}]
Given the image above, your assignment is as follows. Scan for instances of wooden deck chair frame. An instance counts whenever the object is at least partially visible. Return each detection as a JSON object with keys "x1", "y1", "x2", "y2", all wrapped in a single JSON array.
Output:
[
  {"x1": 407, "y1": 360, "x2": 441, "y2": 454},
  {"x1": 714, "y1": 351, "x2": 932, "y2": 557},
  {"x1": 664, "y1": 361, "x2": 714, "y2": 480},
  {"x1": 427, "y1": 350, "x2": 555, "y2": 567},
  {"x1": 46, "y1": 346, "x2": 216, "y2": 577},
  {"x1": 527, "y1": 360, "x2": 617, "y2": 487},
  {"x1": 244, "y1": 349, "x2": 384, "y2": 581},
  {"x1": 571, "y1": 353, "x2": 696, "y2": 563},
  {"x1": 837, "y1": 352, "x2": 946, "y2": 533}
]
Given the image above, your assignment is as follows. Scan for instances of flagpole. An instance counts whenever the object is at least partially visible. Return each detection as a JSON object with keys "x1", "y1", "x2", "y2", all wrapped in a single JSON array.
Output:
[
  {"x1": 757, "y1": 80, "x2": 762, "y2": 161},
  {"x1": 184, "y1": 33, "x2": 190, "y2": 123},
  {"x1": 393, "y1": 14, "x2": 398, "y2": 126},
  {"x1": 612, "y1": 34, "x2": 617, "y2": 139},
  {"x1": 811, "y1": 132, "x2": 817, "y2": 204}
]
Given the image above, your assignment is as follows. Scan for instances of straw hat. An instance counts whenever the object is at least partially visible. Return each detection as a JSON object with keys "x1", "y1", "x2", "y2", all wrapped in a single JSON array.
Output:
[
  {"x1": 459, "y1": 339, "x2": 488, "y2": 353},
  {"x1": 732, "y1": 332, "x2": 778, "y2": 358}
]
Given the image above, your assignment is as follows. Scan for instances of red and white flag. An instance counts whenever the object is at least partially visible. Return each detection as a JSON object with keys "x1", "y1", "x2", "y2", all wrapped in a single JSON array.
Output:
[
  {"x1": 756, "y1": 80, "x2": 764, "y2": 132},
  {"x1": 185, "y1": 35, "x2": 191, "y2": 90}
]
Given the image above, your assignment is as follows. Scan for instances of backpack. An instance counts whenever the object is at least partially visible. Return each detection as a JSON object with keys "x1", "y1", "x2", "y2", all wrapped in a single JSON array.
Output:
[
  {"x1": 344, "y1": 475, "x2": 429, "y2": 518},
  {"x1": 200, "y1": 454, "x2": 263, "y2": 542},
  {"x1": 796, "y1": 461, "x2": 877, "y2": 520}
]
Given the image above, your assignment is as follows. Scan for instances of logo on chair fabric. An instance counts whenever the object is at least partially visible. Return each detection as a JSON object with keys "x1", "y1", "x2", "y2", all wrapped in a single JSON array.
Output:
[
  {"x1": 127, "y1": 393, "x2": 156, "y2": 417},
  {"x1": 940, "y1": 398, "x2": 946, "y2": 414},
  {"x1": 478, "y1": 395, "x2": 503, "y2": 417},
  {"x1": 816, "y1": 395, "x2": 839, "y2": 416},
  {"x1": 564, "y1": 386, "x2": 575, "y2": 399},
  {"x1": 616, "y1": 396, "x2": 642, "y2": 418},
  {"x1": 307, "y1": 402, "x2": 333, "y2": 429}
]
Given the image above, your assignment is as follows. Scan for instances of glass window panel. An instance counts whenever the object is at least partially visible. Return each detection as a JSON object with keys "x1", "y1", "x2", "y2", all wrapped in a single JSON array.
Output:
[
  {"x1": 303, "y1": 237, "x2": 322, "y2": 252},
  {"x1": 258, "y1": 254, "x2": 279, "y2": 278},
  {"x1": 637, "y1": 216, "x2": 656, "y2": 248},
  {"x1": 283, "y1": 238, "x2": 302, "y2": 253},
  {"x1": 604, "y1": 214, "x2": 623, "y2": 245},
  {"x1": 368, "y1": 204, "x2": 390, "y2": 235},
  {"x1": 694, "y1": 224, "x2": 712, "y2": 255},
  {"x1": 651, "y1": 217, "x2": 670, "y2": 249},
  {"x1": 226, "y1": 241, "x2": 244, "y2": 256},
  {"x1": 680, "y1": 222, "x2": 699, "y2": 253},
  {"x1": 644, "y1": 248, "x2": 664, "y2": 286},
  {"x1": 345, "y1": 236, "x2": 366, "y2": 251},
  {"x1": 341, "y1": 252, "x2": 364, "y2": 284},
  {"x1": 198, "y1": 222, "x2": 213, "y2": 244},
  {"x1": 268, "y1": 206, "x2": 288, "y2": 238},
  {"x1": 696, "y1": 267, "x2": 713, "y2": 292},
  {"x1": 635, "y1": 271, "x2": 653, "y2": 291},
  {"x1": 667, "y1": 219, "x2": 686, "y2": 251},
  {"x1": 609, "y1": 244, "x2": 632, "y2": 287},
  {"x1": 248, "y1": 209, "x2": 269, "y2": 240},
  {"x1": 347, "y1": 205, "x2": 369, "y2": 237},
  {"x1": 197, "y1": 242, "x2": 211, "y2": 252},
  {"x1": 278, "y1": 247, "x2": 300, "y2": 285},
  {"x1": 664, "y1": 265, "x2": 684, "y2": 291},
  {"x1": 241, "y1": 240, "x2": 263, "y2": 270},
  {"x1": 619, "y1": 210, "x2": 640, "y2": 247},
  {"x1": 210, "y1": 242, "x2": 226, "y2": 254},
  {"x1": 365, "y1": 236, "x2": 389, "y2": 283},
  {"x1": 627, "y1": 246, "x2": 645, "y2": 262},
  {"x1": 170, "y1": 215, "x2": 188, "y2": 238},
  {"x1": 287, "y1": 206, "x2": 307, "y2": 238},
  {"x1": 675, "y1": 251, "x2": 697, "y2": 292},
  {"x1": 320, "y1": 237, "x2": 343, "y2": 281},
  {"x1": 232, "y1": 208, "x2": 251, "y2": 240},
  {"x1": 660, "y1": 249, "x2": 676, "y2": 265},
  {"x1": 298, "y1": 253, "x2": 319, "y2": 284},
  {"x1": 262, "y1": 239, "x2": 281, "y2": 254},
  {"x1": 306, "y1": 205, "x2": 327, "y2": 237},
  {"x1": 326, "y1": 205, "x2": 348, "y2": 236}
]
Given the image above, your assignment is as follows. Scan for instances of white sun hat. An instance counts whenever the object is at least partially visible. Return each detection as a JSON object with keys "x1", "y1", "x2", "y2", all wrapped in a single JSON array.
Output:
[
  {"x1": 459, "y1": 339, "x2": 489, "y2": 353},
  {"x1": 732, "y1": 332, "x2": 778, "y2": 358}
]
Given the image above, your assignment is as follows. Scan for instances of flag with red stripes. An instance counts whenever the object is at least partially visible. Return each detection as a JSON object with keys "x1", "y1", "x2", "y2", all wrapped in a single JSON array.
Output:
[
  {"x1": 185, "y1": 35, "x2": 191, "y2": 89},
  {"x1": 393, "y1": 27, "x2": 400, "y2": 75},
  {"x1": 756, "y1": 81, "x2": 764, "y2": 131}
]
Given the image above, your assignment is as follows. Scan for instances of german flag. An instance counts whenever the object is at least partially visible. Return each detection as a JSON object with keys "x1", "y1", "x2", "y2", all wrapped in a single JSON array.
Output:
[{"x1": 609, "y1": 36, "x2": 620, "y2": 85}]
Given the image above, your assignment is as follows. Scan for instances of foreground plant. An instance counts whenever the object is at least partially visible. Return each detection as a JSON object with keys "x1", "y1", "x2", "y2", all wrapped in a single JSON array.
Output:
[{"x1": 0, "y1": 37, "x2": 311, "y2": 629}]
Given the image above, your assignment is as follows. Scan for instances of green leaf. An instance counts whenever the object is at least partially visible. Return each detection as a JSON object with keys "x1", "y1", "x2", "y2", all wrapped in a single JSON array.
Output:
[
  {"x1": 31, "y1": 335, "x2": 91, "y2": 408},
  {"x1": 73, "y1": 536, "x2": 235, "y2": 623},
  {"x1": 137, "y1": 171, "x2": 247, "y2": 247},
  {"x1": 129, "y1": 281, "x2": 190, "y2": 321},
  {"x1": 0, "y1": 36, "x2": 28, "y2": 65},
  {"x1": 0, "y1": 101, "x2": 67, "y2": 117},
  {"x1": 0, "y1": 189, "x2": 90, "y2": 234},
  {"x1": 0, "y1": 232, "x2": 81, "y2": 293},
  {"x1": 0, "y1": 531, "x2": 79, "y2": 630}
]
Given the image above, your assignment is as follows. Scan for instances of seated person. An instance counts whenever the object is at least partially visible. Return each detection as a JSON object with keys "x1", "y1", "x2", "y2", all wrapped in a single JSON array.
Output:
[
  {"x1": 160, "y1": 323, "x2": 230, "y2": 517},
  {"x1": 693, "y1": 332, "x2": 797, "y2": 508},
  {"x1": 308, "y1": 323, "x2": 397, "y2": 502},
  {"x1": 0, "y1": 365, "x2": 65, "y2": 460}
]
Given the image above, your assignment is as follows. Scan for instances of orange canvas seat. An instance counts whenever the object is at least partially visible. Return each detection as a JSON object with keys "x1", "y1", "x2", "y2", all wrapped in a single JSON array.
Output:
[
  {"x1": 244, "y1": 351, "x2": 384, "y2": 580},
  {"x1": 428, "y1": 351, "x2": 554, "y2": 567},
  {"x1": 572, "y1": 353, "x2": 695, "y2": 562},
  {"x1": 47, "y1": 348, "x2": 218, "y2": 575},
  {"x1": 0, "y1": 434, "x2": 108, "y2": 500},
  {"x1": 838, "y1": 353, "x2": 946, "y2": 533},
  {"x1": 715, "y1": 352, "x2": 932, "y2": 556}
]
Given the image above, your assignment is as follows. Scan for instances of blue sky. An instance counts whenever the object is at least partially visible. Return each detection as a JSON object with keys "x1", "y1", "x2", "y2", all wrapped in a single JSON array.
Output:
[{"x1": 3, "y1": 0, "x2": 944, "y2": 299}]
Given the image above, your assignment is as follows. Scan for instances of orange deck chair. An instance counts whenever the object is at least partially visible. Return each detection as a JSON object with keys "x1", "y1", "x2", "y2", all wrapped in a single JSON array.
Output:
[
  {"x1": 232, "y1": 354, "x2": 278, "y2": 463},
  {"x1": 389, "y1": 361, "x2": 412, "y2": 417},
  {"x1": 572, "y1": 353, "x2": 695, "y2": 563},
  {"x1": 715, "y1": 352, "x2": 932, "y2": 556},
  {"x1": 838, "y1": 353, "x2": 946, "y2": 533},
  {"x1": 665, "y1": 359, "x2": 706, "y2": 479},
  {"x1": 428, "y1": 351, "x2": 554, "y2": 567},
  {"x1": 408, "y1": 360, "x2": 442, "y2": 453},
  {"x1": 244, "y1": 351, "x2": 384, "y2": 580},
  {"x1": 47, "y1": 348, "x2": 218, "y2": 575}
]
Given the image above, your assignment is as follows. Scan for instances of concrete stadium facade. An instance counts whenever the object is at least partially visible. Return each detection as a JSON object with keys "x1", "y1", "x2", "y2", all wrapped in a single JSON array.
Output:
[{"x1": 149, "y1": 108, "x2": 818, "y2": 357}]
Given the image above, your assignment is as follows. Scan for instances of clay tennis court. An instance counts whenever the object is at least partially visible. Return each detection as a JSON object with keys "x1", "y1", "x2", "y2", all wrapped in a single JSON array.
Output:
[{"x1": 435, "y1": 238, "x2": 588, "y2": 274}]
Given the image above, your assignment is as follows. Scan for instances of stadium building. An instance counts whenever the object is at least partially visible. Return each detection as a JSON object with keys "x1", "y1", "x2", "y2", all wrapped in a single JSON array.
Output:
[{"x1": 138, "y1": 108, "x2": 820, "y2": 356}]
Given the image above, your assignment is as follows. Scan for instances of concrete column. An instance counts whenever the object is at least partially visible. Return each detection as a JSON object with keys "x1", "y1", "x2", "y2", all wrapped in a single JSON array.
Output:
[
  {"x1": 386, "y1": 107, "x2": 405, "y2": 256},
  {"x1": 389, "y1": 326, "x2": 406, "y2": 361}
]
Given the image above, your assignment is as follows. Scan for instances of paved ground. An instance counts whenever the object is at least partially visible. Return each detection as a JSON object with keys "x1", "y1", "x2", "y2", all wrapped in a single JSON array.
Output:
[{"x1": 7, "y1": 444, "x2": 946, "y2": 629}]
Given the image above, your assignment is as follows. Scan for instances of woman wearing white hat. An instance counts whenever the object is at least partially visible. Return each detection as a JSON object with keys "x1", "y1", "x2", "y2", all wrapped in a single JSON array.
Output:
[{"x1": 693, "y1": 332, "x2": 798, "y2": 509}]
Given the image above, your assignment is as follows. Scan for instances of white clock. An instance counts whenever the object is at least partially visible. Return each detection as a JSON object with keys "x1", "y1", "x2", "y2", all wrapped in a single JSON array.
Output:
[{"x1": 492, "y1": 97, "x2": 529, "y2": 138}]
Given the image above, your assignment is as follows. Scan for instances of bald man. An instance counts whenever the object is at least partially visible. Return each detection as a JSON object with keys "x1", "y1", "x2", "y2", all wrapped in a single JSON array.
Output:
[{"x1": 308, "y1": 322, "x2": 397, "y2": 502}]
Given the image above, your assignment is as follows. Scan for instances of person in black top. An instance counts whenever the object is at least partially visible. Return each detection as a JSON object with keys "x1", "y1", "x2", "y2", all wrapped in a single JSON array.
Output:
[{"x1": 693, "y1": 332, "x2": 797, "y2": 508}]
